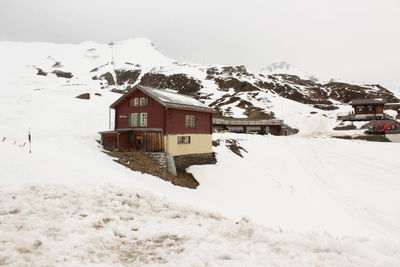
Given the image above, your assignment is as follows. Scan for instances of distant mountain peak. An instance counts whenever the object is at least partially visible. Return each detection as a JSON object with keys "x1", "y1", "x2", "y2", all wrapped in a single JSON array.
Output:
[{"x1": 260, "y1": 61, "x2": 315, "y2": 81}]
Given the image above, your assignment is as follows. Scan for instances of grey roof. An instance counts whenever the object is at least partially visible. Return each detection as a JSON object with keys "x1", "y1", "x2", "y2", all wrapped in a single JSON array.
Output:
[
  {"x1": 350, "y1": 98, "x2": 386, "y2": 105},
  {"x1": 212, "y1": 117, "x2": 283, "y2": 126},
  {"x1": 110, "y1": 85, "x2": 216, "y2": 113}
]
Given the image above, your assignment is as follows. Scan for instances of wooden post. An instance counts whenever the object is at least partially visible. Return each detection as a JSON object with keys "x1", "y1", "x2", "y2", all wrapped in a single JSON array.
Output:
[{"x1": 117, "y1": 133, "x2": 120, "y2": 150}]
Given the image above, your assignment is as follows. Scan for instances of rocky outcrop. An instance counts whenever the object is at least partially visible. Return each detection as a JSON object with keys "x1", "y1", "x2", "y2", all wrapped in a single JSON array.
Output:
[
  {"x1": 139, "y1": 73, "x2": 203, "y2": 96},
  {"x1": 36, "y1": 68, "x2": 47, "y2": 76},
  {"x1": 52, "y1": 70, "x2": 73, "y2": 78},
  {"x1": 100, "y1": 72, "x2": 115, "y2": 85},
  {"x1": 115, "y1": 69, "x2": 141, "y2": 85},
  {"x1": 76, "y1": 93, "x2": 90, "y2": 100}
]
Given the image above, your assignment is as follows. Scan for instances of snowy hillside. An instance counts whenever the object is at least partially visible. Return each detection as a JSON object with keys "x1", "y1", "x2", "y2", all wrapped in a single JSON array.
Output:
[
  {"x1": 1, "y1": 39, "x2": 400, "y2": 266},
  {"x1": 1, "y1": 38, "x2": 398, "y2": 136}
]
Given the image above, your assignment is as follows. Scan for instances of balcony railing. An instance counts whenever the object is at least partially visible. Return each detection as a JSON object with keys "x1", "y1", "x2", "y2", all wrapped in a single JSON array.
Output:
[{"x1": 337, "y1": 112, "x2": 386, "y2": 121}]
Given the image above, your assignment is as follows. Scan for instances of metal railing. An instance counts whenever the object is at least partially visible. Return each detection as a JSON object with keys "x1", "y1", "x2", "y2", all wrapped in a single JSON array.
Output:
[{"x1": 212, "y1": 118, "x2": 283, "y2": 126}]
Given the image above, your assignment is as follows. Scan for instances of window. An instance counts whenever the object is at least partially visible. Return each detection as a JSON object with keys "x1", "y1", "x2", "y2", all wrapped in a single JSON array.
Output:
[
  {"x1": 367, "y1": 106, "x2": 373, "y2": 112},
  {"x1": 140, "y1": 113, "x2": 148, "y2": 127},
  {"x1": 130, "y1": 98, "x2": 140, "y2": 107},
  {"x1": 129, "y1": 113, "x2": 139, "y2": 127},
  {"x1": 140, "y1": 97, "x2": 149, "y2": 106},
  {"x1": 177, "y1": 136, "x2": 191, "y2": 144},
  {"x1": 128, "y1": 113, "x2": 147, "y2": 127},
  {"x1": 185, "y1": 115, "x2": 196, "y2": 128}
]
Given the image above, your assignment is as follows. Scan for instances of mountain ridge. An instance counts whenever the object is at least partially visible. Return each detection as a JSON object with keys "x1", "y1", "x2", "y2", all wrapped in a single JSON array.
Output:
[{"x1": 1, "y1": 38, "x2": 398, "y2": 133}]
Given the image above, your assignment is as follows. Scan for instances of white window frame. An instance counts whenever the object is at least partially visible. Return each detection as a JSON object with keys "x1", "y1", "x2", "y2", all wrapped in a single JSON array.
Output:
[
  {"x1": 131, "y1": 113, "x2": 139, "y2": 127},
  {"x1": 140, "y1": 113, "x2": 148, "y2": 127},
  {"x1": 133, "y1": 98, "x2": 139, "y2": 107},
  {"x1": 177, "y1": 136, "x2": 191, "y2": 144},
  {"x1": 140, "y1": 97, "x2": 148, "y2": 106},
  {"x1": 185, "y1": 115, "x2": 196, "y2": 128}
]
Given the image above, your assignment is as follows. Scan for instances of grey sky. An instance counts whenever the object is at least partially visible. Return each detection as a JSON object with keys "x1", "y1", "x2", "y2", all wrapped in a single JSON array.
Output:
[{"x1": 1, "y1": 0, "x2": 400, "y2": 90}]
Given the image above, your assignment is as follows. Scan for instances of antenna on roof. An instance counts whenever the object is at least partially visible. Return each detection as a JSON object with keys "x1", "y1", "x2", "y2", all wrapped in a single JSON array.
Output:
[{"x1": 108, "y1": 41, "x2": 115, "y2": 72}]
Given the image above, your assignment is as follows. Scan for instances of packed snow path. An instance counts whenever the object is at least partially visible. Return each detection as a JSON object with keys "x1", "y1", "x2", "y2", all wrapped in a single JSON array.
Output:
[{"x1": 1, "y1": 184, "x2": 399, "y2": 266}]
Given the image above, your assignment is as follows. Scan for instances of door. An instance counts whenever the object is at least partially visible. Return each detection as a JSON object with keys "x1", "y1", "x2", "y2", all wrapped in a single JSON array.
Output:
[{"x1": 135, "y1": 135, "x2": 146, "y2": 151}]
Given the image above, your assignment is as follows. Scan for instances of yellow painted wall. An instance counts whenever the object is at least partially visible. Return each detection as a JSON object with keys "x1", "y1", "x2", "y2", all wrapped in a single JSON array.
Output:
[{"x1": 164, "y1": 134, "x2": 212, "y2": 156}]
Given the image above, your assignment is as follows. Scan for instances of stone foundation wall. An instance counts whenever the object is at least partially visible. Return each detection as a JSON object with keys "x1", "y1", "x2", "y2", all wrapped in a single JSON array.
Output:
[
  {"x1": 173, "y1": 153, "x2": 217, "y2": 171},
  {"x1": 145, "y1": 152, "x2": 167, "y2": 171}
]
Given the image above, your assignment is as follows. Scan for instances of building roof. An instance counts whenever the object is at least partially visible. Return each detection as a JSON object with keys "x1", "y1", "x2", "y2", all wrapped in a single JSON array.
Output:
[
  {"x1": 350, "y1": 98, "x2": 386, "y2": 105},
  {"x1": 212, "y1": 117, "x2": 283, "y2": 126},
  {"x1": 110, "y1": 85, "x2": 216, "y2": 113}
]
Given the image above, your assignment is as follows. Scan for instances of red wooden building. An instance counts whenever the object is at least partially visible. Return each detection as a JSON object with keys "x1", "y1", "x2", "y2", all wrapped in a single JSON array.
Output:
[
  {"x1": 337, "y1": 98, "x2": 387, "y2": 121},
  {"x1": 100, "y1": 86, "x2": 216, "y2": 156}
]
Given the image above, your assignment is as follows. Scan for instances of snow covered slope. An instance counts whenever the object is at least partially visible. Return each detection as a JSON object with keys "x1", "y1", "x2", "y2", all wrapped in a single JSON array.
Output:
[
  {"x1": 1, "y1": 38, "x2": 398, "y2": 135},
  {"x1": 1, "y1": 39, "x2": 400, "y2": 265}
]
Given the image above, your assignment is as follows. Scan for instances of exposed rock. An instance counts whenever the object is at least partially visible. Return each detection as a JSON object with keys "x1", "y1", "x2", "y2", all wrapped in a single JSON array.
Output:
[
  {"x1": 76, "y1": 93, "x2": 90, "y2": 100},
  {"x1": 139, "y1": 73, "x2": 202, "y2": 96},
  {"x1": 115, "y1": 69, "x2": 141, "y2": 85},
  {"x1": 95, "y1": 93, "x2": 102, "y2": 96},
  {"x1": 111, "y1": 88, "x2": 125, "y2": 94},
  {"x1": 324, "y1": 82, "x2": 398, "y2": 103},
  {"x1": 225, "y1": 139, "x2": 247, "y2": 158},
  {"x1": 333, "y1": 124, "x2": 357, "y2": 130},
  {"x1": 36, "y1": 68, "x2": 47, "y2": 76},
  {"x1": 52, "y1": 61, "x2": 63, "y2": 68},
  {"x1": 100, "y1": 72, "x2": 115, "y2": 85},
  {"x1": 52, "y1": 70, "x2": 73, "y2": 78},
  {"x1": 215, "y1": 77, "x2": 259, "y2": 92},
  {"x1": 174, "y1": 153, "x2": 217, "y2": 171}
]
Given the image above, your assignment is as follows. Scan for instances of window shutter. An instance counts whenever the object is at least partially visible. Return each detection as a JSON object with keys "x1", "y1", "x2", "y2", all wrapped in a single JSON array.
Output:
[
  {"x1": 128, "y1": 114, "x2": 132, "y2": 126},
  {"x1": 145, "y1": 98, "x2": 149, "y2": 106},
  {"x1": 132, "y1": 113, "x2": 138, "y2": 127},
  {"x1": 137, "y1": 113, "x2": 141, "y2": 126}
]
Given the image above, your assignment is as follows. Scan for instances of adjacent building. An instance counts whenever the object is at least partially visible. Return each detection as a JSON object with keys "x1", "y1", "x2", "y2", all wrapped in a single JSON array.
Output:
[
  {"x1": 337, "y1": 98, "x2": 387, "y2": 121},
  {"x1": 212, "y1": 117, "x2": 284, "y2": 135}
]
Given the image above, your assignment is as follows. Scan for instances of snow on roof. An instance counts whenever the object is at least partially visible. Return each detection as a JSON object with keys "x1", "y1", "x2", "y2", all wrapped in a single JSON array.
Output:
[
  {"x1": 110, "y1": 85, "x2": 216, "y2": 113},
  {"x1": 138, "y1": 86, "x2": 215, "y2": 112}
]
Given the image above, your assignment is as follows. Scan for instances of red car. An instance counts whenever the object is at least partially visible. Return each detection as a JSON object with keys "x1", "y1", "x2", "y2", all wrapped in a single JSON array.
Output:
[{"x1": 365, "y1": 122, "x2": 400, "y2": 135}]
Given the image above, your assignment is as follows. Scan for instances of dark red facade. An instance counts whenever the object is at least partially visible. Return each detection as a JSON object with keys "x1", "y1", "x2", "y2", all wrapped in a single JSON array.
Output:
[
  {"x1": 165, "y1": 109, "x2": 212, "y2": 134},
  {"x1": 101, "y1": 88, "x2": 214, "y2": 151},
  {"x1": 115, "y1": 90, "x2": 166, "y2": 130},
  {"x1": 114, "y1": 89, "x2": 212, "y2": 134}
]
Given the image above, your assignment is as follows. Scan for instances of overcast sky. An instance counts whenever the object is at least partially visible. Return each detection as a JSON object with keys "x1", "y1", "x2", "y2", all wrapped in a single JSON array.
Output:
[{"x1": 1, "y1": 0, "x2": 400, "y2": 90}]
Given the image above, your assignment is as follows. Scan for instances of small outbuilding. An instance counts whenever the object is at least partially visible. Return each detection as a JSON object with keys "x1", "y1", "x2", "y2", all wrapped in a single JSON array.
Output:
[{"x1": 337, "y1": 98, "x2": 387, "y2": 121}]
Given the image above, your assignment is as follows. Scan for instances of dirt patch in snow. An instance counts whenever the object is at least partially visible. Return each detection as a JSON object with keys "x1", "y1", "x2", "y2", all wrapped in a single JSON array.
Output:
[
  {"x1": 104, "y1": 151, "x2": 199, "y2": 189},
  {"x1": 224, "y1": 139, "x2": 248, "y2": 157},
  {"x1": 332, "y1": 135, "x2": 391, "y2": 142},
  {"x1": 333, "y1": 124, "x2": 357, "y2": 131},
  {"x1": 75, "y1": 93, "x2": 90, "y2": 100}
]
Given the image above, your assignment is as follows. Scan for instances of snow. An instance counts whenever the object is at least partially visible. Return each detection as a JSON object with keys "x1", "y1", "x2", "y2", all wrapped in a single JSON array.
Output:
[
  {"x1": 1, "y1": 39, "x2": 400, "y2": 265},
  {"x1": 140, "y1": 86, "x2": 213, "y2": 111},
  {"x1": 2, "y1": 184, "x2": 399, "y2": 267},
  {"x1": 260, "y1": 61, "x2": 317, "y2": 81}
]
